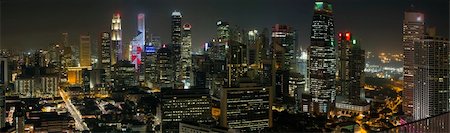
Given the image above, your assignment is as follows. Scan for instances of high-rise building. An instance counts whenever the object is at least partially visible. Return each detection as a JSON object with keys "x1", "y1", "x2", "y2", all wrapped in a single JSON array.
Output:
[
  {"x1": 219, "y1": 82, "x2": 273, "y2": 132},
  {"x1": 226, "y1": 40, "x2": 247, "y2": 87},
  {"x1": 157, "y1": 45, "x2": 173, "y2": 88},
  {"x1": 171, "y1": 11, "x2": 183, "y2": 89},
  {"x1": 111, "y1": 13, "x2": 123, "y2": 64},
  {"x1": 181, "y1": 24, "x2": 192, "y2": 89},
  {"x1": 308, "y1": 0, "x2": 336, "y2": 114},
  {"x1": 272, "y1": 24, "x2": 296, "y2": 71},
  {"x1": 272, "y1": 24, "x2": 296, "y2": 101},
  {"x1": 289, "y1": 72, "x2": 306, "y2": 113},
  {"x1": 413, "y1": 36, "x2": 449, "y2": 120},
  {"x1": 336, "y1": 32, "x2": 365, "y2": 101},
  {"x1": 144, "y1": 44, "x2": 158, "y2": 88},
  {"x1": 130, "y1": 13, "x2": 146, "y2": 70},
  {"x1": 112, "y1": 60, "x2": 136, "y2": 88},
  {"x1": 0, "y1": 57, "x2": 7, "y2": 128},
  {"x1": 247, "y1": 29, "x2": 261, "y2": 65},
  {"x1": 100, "y1": 32, "x2": 112, "y2": 86},
  {"x1": 161, "y1": 88, "x2": 212, "y2": 133},
  {"x1": 217, "y1": 21, "x2": 230, "y2": 42},
  {"x1": 79, "y1": 34, "x2": 91, "y2": 67},
  {"x1": 402, "y1": 10, "x2": 425, "y2": 116}
]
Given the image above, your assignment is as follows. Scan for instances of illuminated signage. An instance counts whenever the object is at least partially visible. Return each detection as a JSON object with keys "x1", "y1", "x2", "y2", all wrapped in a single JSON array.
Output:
[{"x1": 145, "y1": 46, "x2": 156, "y2": 53}]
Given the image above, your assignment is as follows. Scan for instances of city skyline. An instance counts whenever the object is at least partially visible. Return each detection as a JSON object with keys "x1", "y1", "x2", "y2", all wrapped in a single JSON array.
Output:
[
  {"x1": 1, "y1": 0, "x2": 448, "y2": 53},
  {"x1": 0, "y1": 0, "x2": 449, "y2": 132}
]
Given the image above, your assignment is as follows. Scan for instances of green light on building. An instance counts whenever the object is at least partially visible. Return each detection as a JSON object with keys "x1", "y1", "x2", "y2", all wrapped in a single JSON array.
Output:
[
  {"x1": 352, "y1": 39, "x2": 357, "y2": 45},
  {"x1": 315, "y1": 2, "x2": 324, "y2": 11}
]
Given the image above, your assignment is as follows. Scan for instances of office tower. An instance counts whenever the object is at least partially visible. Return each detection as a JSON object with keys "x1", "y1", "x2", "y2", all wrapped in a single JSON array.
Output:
[
  {"x1": 161, "y1": 88, "x2": 212, "y2": 133},
  {"x1": 259, "y1": 28, "x2": 273, "y2": 87},
  {"x1": 217, "y1": 21, "x2": 230, "y2": 41},
  {"x1": 290, "y1": 72, "x2": 306, "y2": 112},
  {"x1": 226, "y1": 40, "x2": 247, "y2": 87},
  {"x1": 157, "y1": 45, "x2": 173, "y2": 89},
  {"x1": 82, "y1": 68, "x2": 91, "y2": 93},
  {"x1": 192, "y1": 54, "x2": 207, "y2": 88},
  {"x1": 0, "y1": 57, "x2": 6, "y2": 128},
  {"x1": 181, "y1": 24, "x2": 192, "y2": 89},
  {"x1": 272, "y1": 24, "x2": 296, "y2": 101},
  {"x1": 130, "y1": 13, "x2": 146, "y2": 70},
  {"x1": 219, "y1": 82, "x2": 273, "y2": 132},
  {"x1": 403, "y1": 10, "x2": 425, "y2": 116},
  {"x1": 79, "y1": 34, "x2": 91, "y2": 67},
  {"x1": 47, "y1": 44, "x2": 62, "y2": 66},
  {"x1": 111, "y1": 13, "x2": 123, "y2": 64},
  {"x1": 413, "y1": 36, "x2": 449, "y2": 120},
  {"x1": 112, "y1": 60, "x2": 136, "y2": 88},
  {"x1": 144, "y1": 44, "x2": 158, "y2": 88},
  {"x1": 171, "y1": 11, "x2": 183, "y2": 89},
  {"x1": 171, "y1": 11, "x2": 183, "y2": 45},
  {"x1": 336, "y1": 32, "x2": 365, "y2": 100},
  {"x1": 247, "y1": 29, "x2": 261, "y2": 65},
  {"x1": 100, "y1": 32, "x2": 112, "y2": 86},
  {"x1": 308, "y1": 0, "x2": 336, "y2": 114},
  {"x1": 272, "y1": 24, "x2": 296, "y2": 71}
]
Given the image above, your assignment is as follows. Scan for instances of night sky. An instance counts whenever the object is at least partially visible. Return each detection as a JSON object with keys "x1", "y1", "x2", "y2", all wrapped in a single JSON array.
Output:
[{"x1": 1, "y1": 0, "x2": 448, "y2": 53}]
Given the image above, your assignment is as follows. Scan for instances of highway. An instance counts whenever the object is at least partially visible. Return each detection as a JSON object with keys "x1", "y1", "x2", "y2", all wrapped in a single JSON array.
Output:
[{"x1": 59, "y1": 89, "x2": 90, "y2": 131}]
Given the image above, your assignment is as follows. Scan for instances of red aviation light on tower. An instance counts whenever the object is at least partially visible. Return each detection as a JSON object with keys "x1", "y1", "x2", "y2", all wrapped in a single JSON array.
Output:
[{"x1": 345, "y1": 32, "x2": 351, "y2": 41}]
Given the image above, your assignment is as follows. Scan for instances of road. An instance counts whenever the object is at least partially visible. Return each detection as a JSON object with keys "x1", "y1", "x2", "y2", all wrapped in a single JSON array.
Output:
[{"x1": 59, "y1": 89, "x2": 90, "y2": 131}]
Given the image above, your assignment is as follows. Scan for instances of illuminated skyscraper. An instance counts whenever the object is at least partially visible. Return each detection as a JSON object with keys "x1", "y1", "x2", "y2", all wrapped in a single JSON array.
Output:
[
  {"x1": 130, "y1": 13, "x2": 146, "y2": 70},
  {"x1": 181, "y1": 24, "x2": 192, "y2": 89},
  {"x1": 217, "y1": 21, "x2": 230, "y2": 42},
  {"x1": 308, "y1": 0, "x2": 336, "y2": 113},
  {"x1": 100, "y1": 32, "x2": 112, "y2": 85},
  {"x1": 113, "y1": 60, "x2": 136, "y2": 88},
  {"x1": 272, "y1": 24, "x2": 296, "y2": 72},
  {"x1": 111, "y1": 13, "x2": 123, "y2": 64},
  {"x1": 157, "y1": 45, "x2": 173, "y2": 88},
  {"x1": 272, "y1": 24, "x2": 296, "y2": 100},
  {"x1": 171, "y1": 11, "x2": 183, "y2": 89},
  {"x1": 413, "y1": 35, "x2": 449, "y2": 120},
  {"x1": 79, "y1": 34, "x2": 91, "y2": 67},
  {"x1": 403, "y1": 10, "x2": 424, "y2": 116},
  {"x1": 144, "y1": 44, "x2": 158, "y2": 88},
  {"x1": 336, "y1": 32, "x2": 365, "y2": 101}
]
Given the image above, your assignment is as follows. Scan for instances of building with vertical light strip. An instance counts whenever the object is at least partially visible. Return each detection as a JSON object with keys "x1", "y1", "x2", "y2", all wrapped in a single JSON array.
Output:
[
  {"x1": 111, "y1": 13, "x2": 123, "y2": 64},
  {"x1": 79, "y1": 34, "x2": 91, "y2": 67},
  {"x1": 402, "y1": 10, "x2": 424, "y2": 116},
  {"x1": 308, "y1": 0, "x2": 336, "y2": 114},
  {"x1": 181, "y1": 24, "x2": 192, "y2": 89},
  {"x1": 130, "y1": 13, "x2": 145, "y2": 70}
]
